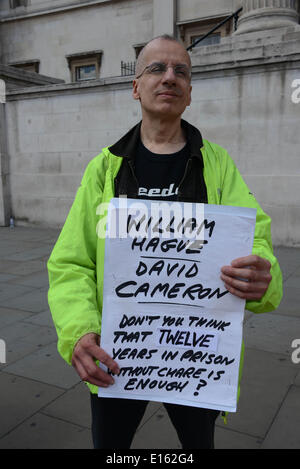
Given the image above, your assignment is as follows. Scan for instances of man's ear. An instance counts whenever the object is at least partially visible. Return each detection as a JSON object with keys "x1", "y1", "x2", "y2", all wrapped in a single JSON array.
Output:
[{"x1": 132, "y1": 79, "x2": 140, "y2": 101}]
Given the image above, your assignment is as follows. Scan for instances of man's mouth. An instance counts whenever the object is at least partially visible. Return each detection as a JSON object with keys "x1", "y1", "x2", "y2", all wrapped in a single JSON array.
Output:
[{"x1": 157, "y1": 91, "x2": 179, "y2": 97}]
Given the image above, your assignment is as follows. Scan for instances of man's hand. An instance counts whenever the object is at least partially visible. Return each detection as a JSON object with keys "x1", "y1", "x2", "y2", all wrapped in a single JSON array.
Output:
[
  {"x1": 220, "y1": 255, "x2": 272, "y2": 301},
  {"x1": 72, "y1": 333, "x2": 120, "y2": 387}
]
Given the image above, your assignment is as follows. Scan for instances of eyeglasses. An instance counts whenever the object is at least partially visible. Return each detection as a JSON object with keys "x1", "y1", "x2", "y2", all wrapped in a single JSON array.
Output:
[{"x1": 136, "y1": 62, "x2": 191, "y2": 80}]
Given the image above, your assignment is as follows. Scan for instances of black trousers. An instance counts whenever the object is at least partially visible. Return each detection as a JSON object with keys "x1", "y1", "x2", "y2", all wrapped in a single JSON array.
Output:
[{"x1": 90, "y1": 394, "x2": 219, "y2": 449}]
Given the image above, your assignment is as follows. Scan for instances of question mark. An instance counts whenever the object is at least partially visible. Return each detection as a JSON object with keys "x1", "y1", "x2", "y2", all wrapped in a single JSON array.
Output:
[{"x1": 194, "y1": 379, "x2": 207, "y2": 396}]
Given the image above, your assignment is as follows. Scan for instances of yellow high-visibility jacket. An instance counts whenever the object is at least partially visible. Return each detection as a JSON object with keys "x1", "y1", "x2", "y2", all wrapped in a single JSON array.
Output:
[{"x1": 47, "y1": 121, "x2": 283, "y2": 400}]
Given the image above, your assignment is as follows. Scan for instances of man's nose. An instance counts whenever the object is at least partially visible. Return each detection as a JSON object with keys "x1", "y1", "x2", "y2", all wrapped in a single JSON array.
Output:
[{"x1": 162, "y1": 66, "x2": 177, "y2": 84}]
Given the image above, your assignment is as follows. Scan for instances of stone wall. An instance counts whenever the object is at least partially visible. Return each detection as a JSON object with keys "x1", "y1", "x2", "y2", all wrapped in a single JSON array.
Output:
[
  {"x1": 4, "y1": 26, "x2": 300, "y2": 245},
  {"x1": 177, "y1": 0, "x2": 240, "y2": 22},
  {"x1": 5, "y1": 77, "x2": 141, "y2": 227},
  {"x1": 0, "y1": 0, "x2": 153, "y2": 81}
]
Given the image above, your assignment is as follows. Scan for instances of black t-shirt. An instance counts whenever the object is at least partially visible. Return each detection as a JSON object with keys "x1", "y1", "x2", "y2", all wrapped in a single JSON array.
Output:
[{"x1": 134, "y1": 139, "x2": 189, "y2": 201}]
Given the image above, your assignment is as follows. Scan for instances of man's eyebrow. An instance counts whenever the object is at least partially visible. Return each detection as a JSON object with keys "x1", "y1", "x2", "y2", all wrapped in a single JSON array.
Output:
[
  {"x1": 147, "y1": 61, "x2": 190, "y2": 67},
  {"x1": 147, "y1": 61, "x2": 162, "y2": 66},
  {"x1": 175, "y1": 63, "x2": 190, "y2": 67}
]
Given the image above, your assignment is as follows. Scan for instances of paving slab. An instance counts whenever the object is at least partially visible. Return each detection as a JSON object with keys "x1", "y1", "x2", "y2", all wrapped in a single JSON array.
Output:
[
  {"x1": 131, "y1": 404, "x2": 181, "y2": 449},
  {"x1": 0, "y1": 371, "x2": 65, "y2": 438},
  {"x1": 0, "y1": 286, "x2": 49, "y2": 313},
  {"x1": 42, "y1": 382, "x2": 92, "y2": 428},
  {"x1": 215, "y1": 426, "x2": 262, "y2": 449},
  {"x1": 0, "y1": 273, "x2": 20, "y2": 283},
  {"x1": 0, "y1": 320, "x2": 56, "y2": 347},
  {"x1": 0, "y1": 307, "x2": 34, "y2": 328},
  {"x1": 0, "y1": 259, "x2": 47, "y2": 276},
  {"x1": 0, "y1": 282, "x2": 36, "y2": 303},
  {"x1": 0, "y1": 244, "x2": 39, "y2": 258},
  {"x1": 0, "y1": 227, "x2": 59, "y2": 243},
  {"x1": 243, "y1": 312, "x2": 300, "y2": 356},
  {"x1": 44, "y1": 389, "x2": 166, "y2": 439},
  {"x1": 2, "y1": 340, "x2": 45, "y2": 366},
  {"x1": 5, "y1": 245, "x2": 52, "y2": 263},
  {"x1": 261, "y1": 386, "x2": 300, "y2": 449},
  {"x1": 3, "y1": 342, "x2": 81, "y2": 389},
  {"x1": 283, "y1": 266, "x2": 300, "y2": 286},
  {"x1": 218, "y1": 348, "x2": 298, "y2": 439},
  {"x1": 1, "y1": 321, "x2": 58, "y2": 366},
  {"x1": 0, "y1": 412, "x2": 92, "y2": 449},
  {"x1": 6, "y1": 270, "x2": 50, "y2": 289},
  {"x1": 133, "y1": 409, "x2": 264, "y2": 449},
  {"x1": 0, "y1": 239, "x2": 50, "y2": 256},
  {"x1": 273, "y1": 247, "x2": 300, "y2": 281},
  {"x1": 23, "y1": 309, "x2": 54, "y2": 327},
  {"x1": 136, "y1": 400, "x2": 162, "y2": 432},
  {"x1": 274, "y1": 270, "x2": 300, "y2": 319}
]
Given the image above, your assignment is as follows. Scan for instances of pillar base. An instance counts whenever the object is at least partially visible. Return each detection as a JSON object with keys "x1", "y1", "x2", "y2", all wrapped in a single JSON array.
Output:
[{"x1": 235, "y1": 5, "x2": 299, "y2": 35}]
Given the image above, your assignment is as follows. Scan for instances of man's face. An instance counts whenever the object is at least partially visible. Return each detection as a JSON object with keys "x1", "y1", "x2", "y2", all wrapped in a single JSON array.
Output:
[{"x1": 132, "y1": 39, "x2": 192, "y2": 120}]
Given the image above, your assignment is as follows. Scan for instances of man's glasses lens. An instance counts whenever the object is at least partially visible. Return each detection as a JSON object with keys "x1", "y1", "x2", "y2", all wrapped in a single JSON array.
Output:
[{"x1": 138, "y1": 62, "x2": 191, "y2": 79}]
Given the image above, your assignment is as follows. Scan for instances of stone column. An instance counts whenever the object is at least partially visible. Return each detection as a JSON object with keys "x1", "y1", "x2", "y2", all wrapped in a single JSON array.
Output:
[{"x1": 235, "y1": 0, "x2": 299, "y2": 35}]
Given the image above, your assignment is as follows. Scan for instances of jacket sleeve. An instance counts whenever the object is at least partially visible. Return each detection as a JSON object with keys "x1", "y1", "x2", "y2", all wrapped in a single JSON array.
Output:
[
  {"x1": 47, "y1": 154, "x2": 106, "y2": 365},
  {"x1": 219, "y1": 150, "x2": 283, "y2": 314}
]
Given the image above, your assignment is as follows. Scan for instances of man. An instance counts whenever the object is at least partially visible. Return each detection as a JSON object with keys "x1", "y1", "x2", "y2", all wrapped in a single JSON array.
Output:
[{"x1": 48, "y1": 35, "x2": 282, "y2": 449}]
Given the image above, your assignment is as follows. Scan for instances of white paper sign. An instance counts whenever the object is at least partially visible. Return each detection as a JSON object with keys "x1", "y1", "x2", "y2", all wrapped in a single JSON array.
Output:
[{"x1": 98, "y1": 198, "x2": 256, "y2": 412}]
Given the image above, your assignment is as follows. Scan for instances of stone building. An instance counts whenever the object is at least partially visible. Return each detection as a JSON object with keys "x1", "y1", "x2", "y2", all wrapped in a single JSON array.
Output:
[{"x1": 0, "y1": 0, "x2": 299, "y2": 245}]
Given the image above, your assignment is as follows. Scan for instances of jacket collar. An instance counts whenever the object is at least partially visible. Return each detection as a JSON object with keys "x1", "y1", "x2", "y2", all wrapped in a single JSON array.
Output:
[{"x1": 108, "y1": 119, "x2": 204, "y2": 165}]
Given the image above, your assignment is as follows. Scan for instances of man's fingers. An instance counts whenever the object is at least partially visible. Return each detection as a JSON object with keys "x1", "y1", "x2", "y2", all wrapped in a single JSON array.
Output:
[
  {"x1": 221, "y1": 265, "x2": 271, "y2": 283},
  {"x1": 221, "y1": 272, "x2": 267, "y2": 294},
  {"x1": 220, "y1": 255, "x2": 272, "y2": 300},
  {"x1": 223, "y1": 282, "x2": 264, "y2": 300},
  {"x1": 75, "y1": 363, "x2": 112, "y2": 388},
  {"x1": 91, "y1": 345, "x2": 120, "y2": 375},
  {"x1": 73, "y1": 350, "x2": 119, "y2": 387},
  {"x1": 80, "y1": 352, "x2": 113, "y2": 380},
  {"x1": 73, "y1": 359, "x2": 112, "y2": 387},
  {"x1": 230, "y1": 255, "x2": 271, "y2": 271},
  {"x1": 221, "y1": 266, "x2": 258, "y2": 282},
  {"x1": 72, "y1": 333, "x2": 120, "y2": 387},
  {"x1": 74, "y1": 332, "x2": 120, "y2": 374}
]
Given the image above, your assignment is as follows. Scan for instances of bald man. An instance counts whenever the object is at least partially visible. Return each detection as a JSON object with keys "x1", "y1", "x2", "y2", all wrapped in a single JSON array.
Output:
[{"x1": 48, "y1": 35, "x2": 282, "y2": 449}]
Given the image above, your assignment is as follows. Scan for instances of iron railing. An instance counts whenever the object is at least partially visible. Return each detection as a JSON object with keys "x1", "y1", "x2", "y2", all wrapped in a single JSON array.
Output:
[
  {"x1": 121, "y1": 60, "x2": 136, "y2": 76},
  {"x1": 186, "y1": 7, "x2": 243, "y2": 51}
]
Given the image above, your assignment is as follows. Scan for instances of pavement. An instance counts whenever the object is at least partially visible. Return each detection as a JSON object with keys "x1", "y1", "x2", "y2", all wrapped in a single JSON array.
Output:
[{"x1": 0, "y1": 225, "x2": 299, "y2": 449}]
